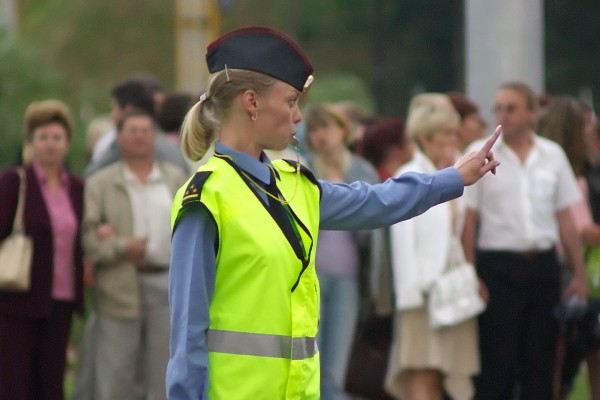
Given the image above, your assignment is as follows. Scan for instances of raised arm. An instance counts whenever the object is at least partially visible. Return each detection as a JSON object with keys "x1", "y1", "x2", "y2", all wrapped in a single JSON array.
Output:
[
  {"x1": 319, "y1": 126, "x2": 502, "y2": 231},
  {"x1": 319, "y1": 167, "x2": 463, "y2": 230}
]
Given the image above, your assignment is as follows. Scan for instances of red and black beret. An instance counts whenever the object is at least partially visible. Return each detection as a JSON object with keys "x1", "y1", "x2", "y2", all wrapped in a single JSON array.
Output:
[{"x1": 206, "y1": 26, "x2": 314, "y2": 92}]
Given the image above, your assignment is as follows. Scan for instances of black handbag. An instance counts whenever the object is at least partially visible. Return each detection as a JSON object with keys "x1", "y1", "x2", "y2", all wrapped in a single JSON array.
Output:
[
  {"x1": 345, "y1": 311, "x2": 394, "y2": 400},
  {"x1": 345, "y1": 227, "x2": 395, "y2": 399}
]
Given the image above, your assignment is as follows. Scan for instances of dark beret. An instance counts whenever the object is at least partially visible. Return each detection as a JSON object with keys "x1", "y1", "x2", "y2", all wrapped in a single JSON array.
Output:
[{"x1": 206, "y1": 26, "x2": 314, "y2": 92}]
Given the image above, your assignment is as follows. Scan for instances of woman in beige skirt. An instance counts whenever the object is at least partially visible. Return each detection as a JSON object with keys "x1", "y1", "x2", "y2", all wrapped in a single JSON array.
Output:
[{"x1": 385, "y1": 93, "x2": 482, "y2": 400}]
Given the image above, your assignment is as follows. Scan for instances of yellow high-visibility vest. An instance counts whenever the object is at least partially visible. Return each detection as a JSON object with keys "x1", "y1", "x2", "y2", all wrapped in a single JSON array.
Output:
[{"x1": 172, "y1": 155, "x2": 321, "y2": 399}]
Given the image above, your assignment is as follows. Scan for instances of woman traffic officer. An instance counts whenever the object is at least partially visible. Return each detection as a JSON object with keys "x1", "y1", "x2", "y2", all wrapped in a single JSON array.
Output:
[{"x1": 167, "y1": 26, "x2": 501, "y2": 400}]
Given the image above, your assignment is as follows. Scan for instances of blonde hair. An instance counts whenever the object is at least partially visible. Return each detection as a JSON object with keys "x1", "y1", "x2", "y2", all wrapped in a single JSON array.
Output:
[
  {"x1": 180, "y1": 69, "x2": 277, "y2": 161},
  {"x1": 303, "y1": 103, "x2": 351, "y2": 151},
  {"x1": 406, "y1": 93, "x2": 459, "y2": 140},
  {"x1": 23, "y1": 99, "x2": 74, "y2": 142}
]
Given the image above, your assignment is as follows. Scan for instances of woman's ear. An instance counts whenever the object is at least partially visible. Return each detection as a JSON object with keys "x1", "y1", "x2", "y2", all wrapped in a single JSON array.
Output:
[{"x1": 241, "y1": 89, "x2": 259, "y2": 115}]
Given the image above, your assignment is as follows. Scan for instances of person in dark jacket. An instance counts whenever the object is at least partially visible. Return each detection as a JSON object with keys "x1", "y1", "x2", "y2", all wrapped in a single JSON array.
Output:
[{"x1": 0, "y1": 99, "x2": 85, "y2": 400}]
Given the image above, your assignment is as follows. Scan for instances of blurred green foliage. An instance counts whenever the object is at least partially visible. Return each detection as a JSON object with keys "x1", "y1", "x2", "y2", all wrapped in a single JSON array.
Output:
[
  {"x1": 545, "y1": 0, "x2": 600, "y2": 101},
  {"x1": 1, "y1": 0, "x2": 599, "y2": 173},
  {"x1": 307, "y1": 74, "x2": 375, "y2": 115},
  {"x1": 0, "y1": 28, "x2": 58, "y2": 169},
  {"x1": 1, "y1": 1, "x2": 176, "y2": 172}
]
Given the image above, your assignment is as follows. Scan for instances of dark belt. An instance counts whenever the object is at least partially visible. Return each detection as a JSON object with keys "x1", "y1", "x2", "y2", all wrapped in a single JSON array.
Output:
[
  {"x1": 479, "y1": 248, "x2": 556, "y2": 262},
  {"x1": 137, "y1": 265, "x2": 169, "y2": 274}
]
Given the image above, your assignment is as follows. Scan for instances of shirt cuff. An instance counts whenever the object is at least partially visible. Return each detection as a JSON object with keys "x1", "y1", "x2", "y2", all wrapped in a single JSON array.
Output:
[{"x1": 435, "y1": 167, "x2": 464, "y2": 202}]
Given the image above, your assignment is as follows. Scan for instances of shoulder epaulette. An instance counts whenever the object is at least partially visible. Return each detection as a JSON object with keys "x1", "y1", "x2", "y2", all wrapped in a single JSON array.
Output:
[
  {"x1": 181, "y1": 171, "x2": 213, "y2": 207},
  {"x1": 282, "y1": 159, "x2": 319, "y2": 187}
]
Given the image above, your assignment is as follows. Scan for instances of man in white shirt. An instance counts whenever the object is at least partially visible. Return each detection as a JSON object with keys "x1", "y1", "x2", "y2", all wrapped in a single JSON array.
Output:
[
  {"x1": 462, "y1": 82, "x2": 588, "y2": 400},
  {"x1": 82, "y1": 109, "x2": 187, "y2": 399}
]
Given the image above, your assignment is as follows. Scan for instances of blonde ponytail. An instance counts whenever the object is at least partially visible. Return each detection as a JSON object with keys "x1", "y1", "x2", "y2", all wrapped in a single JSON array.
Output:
[
  {"x1": 180, "y1": 100, "x2": 218, "y2": 162},
  {"x1": 179, "y1": 69, "x2": 277, "y2": 161}
]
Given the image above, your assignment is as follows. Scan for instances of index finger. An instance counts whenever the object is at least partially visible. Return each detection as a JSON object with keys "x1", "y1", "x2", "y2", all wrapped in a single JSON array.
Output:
[{"x1": 480, "y1": 125, "x2": 502, "y2": 154}]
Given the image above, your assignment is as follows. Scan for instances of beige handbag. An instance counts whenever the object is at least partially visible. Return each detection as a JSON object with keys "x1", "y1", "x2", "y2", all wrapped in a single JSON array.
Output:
[{"x1": 0, "y1": 169, "x2": 33, "y2": 291}]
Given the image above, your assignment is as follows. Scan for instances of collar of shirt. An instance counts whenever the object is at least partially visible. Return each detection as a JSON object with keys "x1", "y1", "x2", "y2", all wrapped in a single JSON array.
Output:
[
  {"x1": 411, "y1": 150, "x2": 437, "y2": 174},
  {"x1": 472, "y1": 130, "x2": 549, "y2": 172},
  {"x1": 494, "y1": 131, "x2": 547, "y2": 157},
  {"x1": 214, "y1": 141, "x2": 279, "y2": 185},
  {"x1": 32, "y1": 159, "x2": 69, "y2": 188},
  {"x1": 122, "y1": 161, "x2": 163, "y2": 185}
]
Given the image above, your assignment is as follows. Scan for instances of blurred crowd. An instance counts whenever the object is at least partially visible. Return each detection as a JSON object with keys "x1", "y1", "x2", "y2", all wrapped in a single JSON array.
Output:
[{"x1": 0, "y1": 73, "x2": 599, "y2": 400}]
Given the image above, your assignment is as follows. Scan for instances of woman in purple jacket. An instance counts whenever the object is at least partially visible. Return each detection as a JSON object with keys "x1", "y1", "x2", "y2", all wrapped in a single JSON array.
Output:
[{"x1": 0, "y1": 99, "x2": 84, "y2": 400}]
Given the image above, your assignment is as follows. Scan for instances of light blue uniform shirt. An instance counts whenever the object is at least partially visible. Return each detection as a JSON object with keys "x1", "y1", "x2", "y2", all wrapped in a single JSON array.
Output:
[{"x1": 167, "y1": 142, "x2": 463, "y2": 399}]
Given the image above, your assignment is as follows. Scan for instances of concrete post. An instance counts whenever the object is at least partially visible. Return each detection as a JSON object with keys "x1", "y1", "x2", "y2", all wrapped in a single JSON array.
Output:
[
  {"x1": 175, "y1": 0, "x2": 220, "y2": 93},
  {"x1": 0, "y1": 0, "x2": 18, "y2": 33},
  {"x1": 465, "y1": 0, "x2": 544, "y2": 128}
]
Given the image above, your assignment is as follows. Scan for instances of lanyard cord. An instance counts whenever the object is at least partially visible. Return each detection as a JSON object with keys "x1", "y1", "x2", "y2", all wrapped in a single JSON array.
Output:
[
  {"x1": 214, "y1": 148, "x2": 301, "y2": 205},
  {"x1": 242, "y1": 166, "x2": 299, "y2": 205},
  {"x1": 213, "y1": 147, "x2": 315, "y2": 292}
]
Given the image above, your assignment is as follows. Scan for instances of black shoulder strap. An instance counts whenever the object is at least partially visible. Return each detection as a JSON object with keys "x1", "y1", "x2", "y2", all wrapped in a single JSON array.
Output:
[
  {"x1": 174, "y1": 170, "x2": 219, "y2": 254},
  {"x1": 181, "y1": 171, "x2": 213, "y2": 207},
  {"x1": 282, "y1": 159, "x2": 320, "y2": 187}
]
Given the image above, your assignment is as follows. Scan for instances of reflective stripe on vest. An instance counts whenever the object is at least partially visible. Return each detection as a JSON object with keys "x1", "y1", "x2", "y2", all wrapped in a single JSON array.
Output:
[{"x1": 207, "y1": 329, "x2": 318, "y2": 360}]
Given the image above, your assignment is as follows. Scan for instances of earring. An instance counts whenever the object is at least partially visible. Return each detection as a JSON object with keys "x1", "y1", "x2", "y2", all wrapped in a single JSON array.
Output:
[{"x1": 252, "y1": 113, "x2": 258, "y2": 121}]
